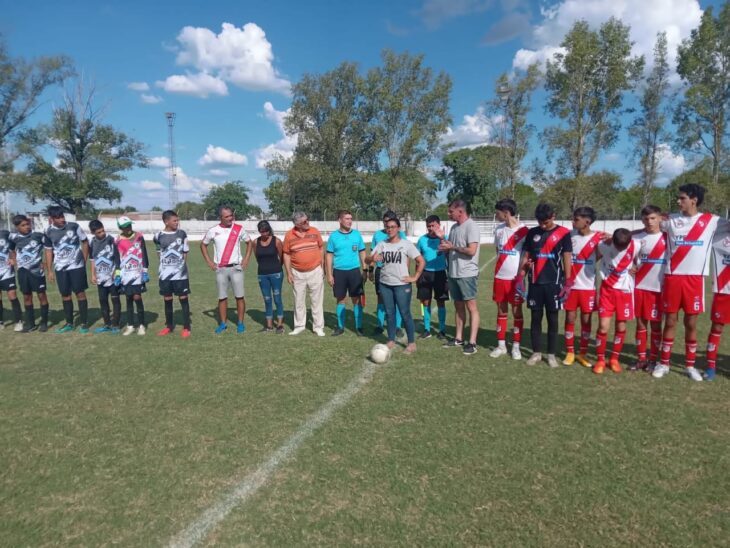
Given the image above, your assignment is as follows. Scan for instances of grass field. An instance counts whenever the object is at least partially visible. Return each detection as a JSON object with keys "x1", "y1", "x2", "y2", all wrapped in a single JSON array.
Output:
[{"x1": 1, "y1": 243, "x2": 729, "y2": 546}]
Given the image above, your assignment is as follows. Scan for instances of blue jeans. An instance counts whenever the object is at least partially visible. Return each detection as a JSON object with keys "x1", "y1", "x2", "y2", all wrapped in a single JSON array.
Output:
[
  {"x1": 258, "y1": 272, "x2": 284, "y2": 320},
  {"x1": 380, "y1": 283, "x2": 415, "y2": 344}
]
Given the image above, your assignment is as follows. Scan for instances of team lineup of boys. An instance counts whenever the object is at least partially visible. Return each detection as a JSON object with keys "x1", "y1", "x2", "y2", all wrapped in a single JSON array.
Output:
[{"x1": 0, "y1": 182, "x2": 727, "y2": 380}]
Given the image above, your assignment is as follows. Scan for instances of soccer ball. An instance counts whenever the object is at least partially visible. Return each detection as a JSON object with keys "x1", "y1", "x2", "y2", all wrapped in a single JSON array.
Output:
[{"x1": 370, "y1": 343, "x2": 391, "y2": 364}]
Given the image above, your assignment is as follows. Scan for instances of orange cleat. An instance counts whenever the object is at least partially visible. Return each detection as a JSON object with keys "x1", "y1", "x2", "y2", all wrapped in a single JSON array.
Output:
[
  {"x1": 563, "y1": 352, "x2": 575, "y2": 365},
  {"x1": 593, "y1": 360, "x2": 606, "y2": 375},
  {"x1": 181, "y1": 328, "x2": 191, "y2": 338},
  {"x1": 157, "y1": 327, "x2": 173, "y2": 337},
  {"x1": 576, "y1": 354, "x2": 592, "y2": 368},
  {"x1": 609, "y1": 359, "x2": 622, "y2": 373}
]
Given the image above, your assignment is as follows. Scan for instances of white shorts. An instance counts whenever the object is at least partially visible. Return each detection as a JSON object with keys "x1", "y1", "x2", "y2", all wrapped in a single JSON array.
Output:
[{"x1": 216, "y1": 265, "x2": 245, "y2": 300}]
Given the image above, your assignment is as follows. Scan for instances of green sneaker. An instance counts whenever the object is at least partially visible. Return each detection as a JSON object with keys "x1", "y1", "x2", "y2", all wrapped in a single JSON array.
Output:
[
  {"x1": 55, "y1": 324, "x2": 74, "y2": 334},
  {"x1": 78, "y1": 325, "x2": 90, "y2": 334}
]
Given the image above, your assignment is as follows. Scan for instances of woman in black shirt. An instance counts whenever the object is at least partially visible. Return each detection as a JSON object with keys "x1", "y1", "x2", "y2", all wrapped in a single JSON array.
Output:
[{"x1": 244, "y1": 220, "x2": 285, "y2": 333}]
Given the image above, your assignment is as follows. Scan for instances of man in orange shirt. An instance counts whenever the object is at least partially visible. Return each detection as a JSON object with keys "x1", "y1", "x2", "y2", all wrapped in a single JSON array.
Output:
[{"x1": 283, "y1": 211, "x2": 326, "y2": 336}]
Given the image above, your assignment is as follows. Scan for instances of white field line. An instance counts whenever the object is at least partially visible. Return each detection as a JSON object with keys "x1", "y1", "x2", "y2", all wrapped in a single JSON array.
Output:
[
  {"x1": 169, "y1": 359, "x2": 383, "y2": 548},
  {"x1": 479, "y1": 254, "x2": 496, "y2": 273}
]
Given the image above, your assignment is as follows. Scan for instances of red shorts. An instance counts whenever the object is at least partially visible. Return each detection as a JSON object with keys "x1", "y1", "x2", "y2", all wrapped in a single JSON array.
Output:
[
  {"x1": 660, "y1": 274, "x2": 704, "y2": 314},
  {"x1": 598, "y1": 284, "x2": 634, "y2": 320},
  {"x1": 634, "y1": 288, "x2": 661, "y2": 322},
  {"x1": 492, "y1": 278, "x2": 524, "y2": 305},
  {"x1": 563, "y1": 288, "x2": 596, "y2": 312},
  {"x1": 710, "y1": 293, "x2": 730, "y2": 324}
]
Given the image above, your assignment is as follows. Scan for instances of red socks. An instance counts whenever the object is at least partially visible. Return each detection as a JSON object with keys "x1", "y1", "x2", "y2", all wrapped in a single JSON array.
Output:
[
  {"x1": 635, "y1": 328, "x2": 647, "y2": 361},
  {"x1": 660, "y1": 337, "x2": 674, "y2": 366},
  {"x1": 650, "y1": 328, "x2": 661, "y2": 362},
  {"x1": 497, "y1": 314, "x2": 508, "y2": 342},
  {"x1": 513, "y1": 318, "x2": 523, "y2": 344},
  {"x1": 707, "y1": 330, "x2": 722, "y2": 370},
  {"x1": 685, "y1": 339, "x2": 697, "y2": 368},
  {"x1": 579, "y1": 322, "x2": 591, "y2": 355},
  {"x1": 610, "y1": 330, "x2": 626, "y2": 363},
  {"x1": 565, "y1": 321, "x2": 575, "y2": 353},
  {"x1": 596, "y1": 331, "x2": 608, "y2": 362}
]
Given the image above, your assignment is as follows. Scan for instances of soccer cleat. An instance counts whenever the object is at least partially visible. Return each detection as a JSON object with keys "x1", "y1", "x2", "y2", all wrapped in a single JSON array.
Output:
[
  {"x1": 563, "y1": 352, "x2": 575, "y2": 366},
  {"x1": 652, "y1": 364, "x2": 670, "y2": 379},
  {"x1": 526, "y1": 353, "x2": 542, "y2": 366},
  {"x1": 181, "y1": 328, "x2": 191, "y2": 338},
  {"x1": 575, "y1": 354, "x2": 592, "y2": 368},
  {"x1": 78, "y1": 325, "x2": 90, "y2": 334},
  {"x1": 289, "y1": 327, "x2": 305, "y2": 336},
  {"x1": 21, "y1": 324, "x2": 38, "y2": 333},
  {"x1": 38, "y1": 323, "x2": 49, "y2": 333},
  {"x1": 489, "y1": 346, "x2": 508, "y2": 358},
  {"x1": 110, "y1": 327, "x2": 120, "y2": 335},
  {"x1": 629, "y1": 359, "x2": 648, "y2": 372},
  {"x1": 593, "y1": 360, "x2": 606, "y2": 375},
  {"x1": 372, "y1": 326, "x2": 384, "y2": 336},
  {"x1": 314, "y1": 328, "x2": 326, "y2": 337},
  {"x1": 137, "y1": 325, "x2": 146, "y2": 336},
  {"x1": 122, "y1": 326, "x2": 135, "y2": 336},
  {"x1": 94, "y1": 326, "x2": 112, "y2": 334},
  {"x1": 685, "y1": 366, "x2": 703, "y2": 382},
  {"x1": 157, "y1": 327, "x2": 173, "y2": 336},
  {"x1": 443, "y1": 338, "x2": 463, "y2": 348},
  {"x1": 546, "y1": 354, "x2": 560, "y2": 368},
  {"x1": 331, "y1": 328, "x2": 345, "y2": 337},
  {"x1": 646, "y1": 361, "x2": 657, "y2": 373},
  {"x1": 214, "y1": 323, "x2": 228, "y2": 334},
  {"x1": 608, "y1": 360, "x2": 622, "y2": 374},
  {"x1": 436, "y1": 331, "x2": 448, "y2": 341},
  {"x1": 704, "y1": 368, "x2": 716, "y2": 381},
  {"x1": 511, "y1": 346, "x2": 522, "y2": 360},
  {"x1": 355, "y1": 328, "x2": 365, "y2": 337},
  {"x1": 418, "y1": 331, "x2": 432, "y2": 340},
  {"x1": 462, "y1": 343, "x2": 477, "y2": 355},
  {"x1": 14, "y1": 321, "x2": 24, "y2": 332},
  {"x1": 237, "y1": 322, "x2": 245, "y2": 334},
  {"x1": 276, "y1": 325, "x2": 285, "y2": 334},
  {"x1": 55, "y1": 324, "x2": 74, "y2": 334}
]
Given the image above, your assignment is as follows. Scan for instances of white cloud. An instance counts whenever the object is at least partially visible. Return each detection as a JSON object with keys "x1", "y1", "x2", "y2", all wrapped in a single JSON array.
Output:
[
  {"x1": 441, "y1": 106, "x2": 500, "y2": 149},
  {"x1": 127, "y1": 82, "x2": 150, "y2": 91},
  {"x1": 254, "y1": 101, "x2": 297, "y2": 168},
  {"x1": 198, "y1": 144, "x2": 248, "y2": 166},
  {"x1": 155, "y1": 72, "x2": 229, "y2": 98},
  {"x1": 163, "y1": 22, "x2": 290, "y2": 97},
  {"x1": 139, "y1": 180, "x2": 165, "y2": 191},
  {"x1": 513, "y1": 46, "x2": 565, "y2": 70},
  {"x1": 172, "y1": 167, "x2": 217, "y2": 196},
  {"x1": 512, "y1": 0, "x2": 703, "y2": 78},
  {"x1": 141, "y1": 93, "x2": 163, "y2": 104},
  {"x1": 655, "y1": 143, "x2": 686, "y2": 185},
  {"x1": 208, "y1": 168, "x2": 229, "y2": 177},
  {"x1": 148, "y1": 156, "x2": 171, "y2": 168}
]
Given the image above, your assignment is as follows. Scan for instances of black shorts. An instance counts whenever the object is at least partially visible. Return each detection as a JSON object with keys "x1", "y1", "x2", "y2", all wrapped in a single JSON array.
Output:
[
  {"x1": 333, "y1": 268, "x2": 364, "y2": 300},
  {"x1": 159, "y1": 278, "x2": 191, "y2": 297},
  {"x1": 121, "y1": 283, "x2": 146, "y2": 296},
  {"x1": 0, "y1": 276, "x2": 17, "y2": 291},
  {"x1": 527, "y1": 283, "x2": 563, "y2": 312},
  {"x1": 97, "y1": 284, "x2": 121, "y2": 300},
  {"x1": 18, "y1": 270, "x2": 46, "y2": 294},
  {"x1": 56, "y1": 268, "x2": 88, "y2": 296},
  {"x1": 416, "y1": 270, "x2": 449, "y2": 301}
]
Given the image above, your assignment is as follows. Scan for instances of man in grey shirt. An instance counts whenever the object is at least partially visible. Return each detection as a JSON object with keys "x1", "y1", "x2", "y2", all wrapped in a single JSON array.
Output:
[{"x1": 438, "y1": 199, "x2": 481, "y2": 355}]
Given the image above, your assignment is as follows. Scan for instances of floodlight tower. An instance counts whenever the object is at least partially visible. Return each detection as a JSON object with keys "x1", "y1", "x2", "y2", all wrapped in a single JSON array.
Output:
[{"x1": 165, "y1": 112, "x2": 178, "y2": 209}]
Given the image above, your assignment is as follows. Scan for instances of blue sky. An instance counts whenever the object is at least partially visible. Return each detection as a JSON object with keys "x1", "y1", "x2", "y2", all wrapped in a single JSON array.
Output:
[{"x1": 0, "y1": 0, "x2": 720, "y2": 213}]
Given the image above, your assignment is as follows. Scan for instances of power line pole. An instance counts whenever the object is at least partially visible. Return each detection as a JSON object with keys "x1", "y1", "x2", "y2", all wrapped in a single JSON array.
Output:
[{"x1": 165, "y1": 112, "x2": 178, "y2": 209}]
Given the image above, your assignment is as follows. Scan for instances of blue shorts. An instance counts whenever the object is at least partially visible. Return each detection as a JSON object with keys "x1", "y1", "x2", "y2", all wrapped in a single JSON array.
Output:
[{"x1": 449, "y1": 276, "x2": 478, "y2": 301}]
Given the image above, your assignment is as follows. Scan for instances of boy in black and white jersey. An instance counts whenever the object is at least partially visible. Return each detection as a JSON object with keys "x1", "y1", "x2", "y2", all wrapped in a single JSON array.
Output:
[
  {"x1": 0, "y1": 226, "x2": 22, "y2": 331},
  {"x1": 89, "y1": 220, "x2": 121, "y2": 334},
  {"x1": 153, "y1": 210, "x2": 191, "y2": 337},
  {"x1": 9, "y1": 215, "x2": 49, "y2": 332}
]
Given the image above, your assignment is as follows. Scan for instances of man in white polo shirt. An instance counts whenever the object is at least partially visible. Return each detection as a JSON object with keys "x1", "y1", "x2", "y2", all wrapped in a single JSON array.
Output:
[{"x1": 200, "y1": 206, "x2": 251, "y2": 334}]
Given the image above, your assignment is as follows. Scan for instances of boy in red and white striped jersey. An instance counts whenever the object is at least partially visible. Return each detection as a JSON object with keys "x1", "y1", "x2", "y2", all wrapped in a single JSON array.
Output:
[
  {"x1": 593, "y1": 229, "x2": 637, "y2": 374},
  {"x1": 653, "y1": 184, "x2": 727, "y2": 381},
  {"x1": 490, "y1": 199, "x2": 528, "y2": 360},
  {"x1": 703, "y1": 221, "x2": 730, "y2": 380},
  {"x1": 563, "y1": 207, "x2": 604, "y2": 367},
  {"x1": 630, "y1": 205, "x2": 666, "y2": 371}
]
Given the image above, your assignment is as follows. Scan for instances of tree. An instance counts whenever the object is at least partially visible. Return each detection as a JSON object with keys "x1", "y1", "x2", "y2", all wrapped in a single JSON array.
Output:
[
  {"x1": 674, "y1": 3, "x2": 730, "y2": 185},
  {"x1": 174, "y1": 200, "x2": 206, "y2": 220},
  {"x1": 486, "y1": 64, "x2": 541, "y2": 197},
  {"x1": 150, "y1": 205, "x2": 162, "y2": 211},
  {"x1": 628, "y1": 32, "x2": 671, "y2": 206},
  {"x1": 0, "y1": 38, "x2": 74, "y2": 177},
  {"x1": 542, "y1": 18, "x2": 644, "y2": 209},
  {"x1": 20, "y1": 83, "x2": 147, "y2": 214},
  {"x1": 202, "y1": 180, "x2": 260, "y2": 219},
  {"x1": 366, "y1": 49, "x2": 452, "y2": 212},
  {"x1": 537, "y1": 171, "x2": 625, "y2": 219},
  {"x1": 437, "y1": 146, "x2": 500, "y2": 215}
]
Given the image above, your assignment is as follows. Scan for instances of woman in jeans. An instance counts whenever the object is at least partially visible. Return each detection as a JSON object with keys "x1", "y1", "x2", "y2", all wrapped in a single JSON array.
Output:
[
  {"x1": 244, "y1": 220, "x2": 285, "y2": 333},
  {"x1": 367, "y1": 216, "x2": 425, "y2": 354}
]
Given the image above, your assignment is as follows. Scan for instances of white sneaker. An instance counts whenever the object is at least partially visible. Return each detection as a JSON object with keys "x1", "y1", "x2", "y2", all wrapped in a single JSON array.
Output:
[
  {"x1": 489, "y1": 346, "x2": 508, "y2": 358},
  {"x1": 14, "y1": 321, "x2": 24, "y2": 332},
  {"x1": 526, "y1": 353, "x2": 542, "y2": 366},
  {"x1": 652, "y1": 364, "x2": 670, "y2": 379},
  {"x1": 314, "y1": 328, "x2": 326, "y2": 337},
  {"x1": 289, "y1": 327, "x2": 305, "y2": 336},
  {"x1": 137, "y1": 325, "x2": 146, "y2": 336},
  {"x1": 122, "y1": 326, "x2": 135, "y2": 336},
  {"x1": 546, "y1": 354, "x2": 560, "y2": 368},
  {"x1": 511, "y1": 346, "x2": 522, "y2": 360},
  {"x1": 685, "y1": 366, "x2": 703, "y2": 382}
]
